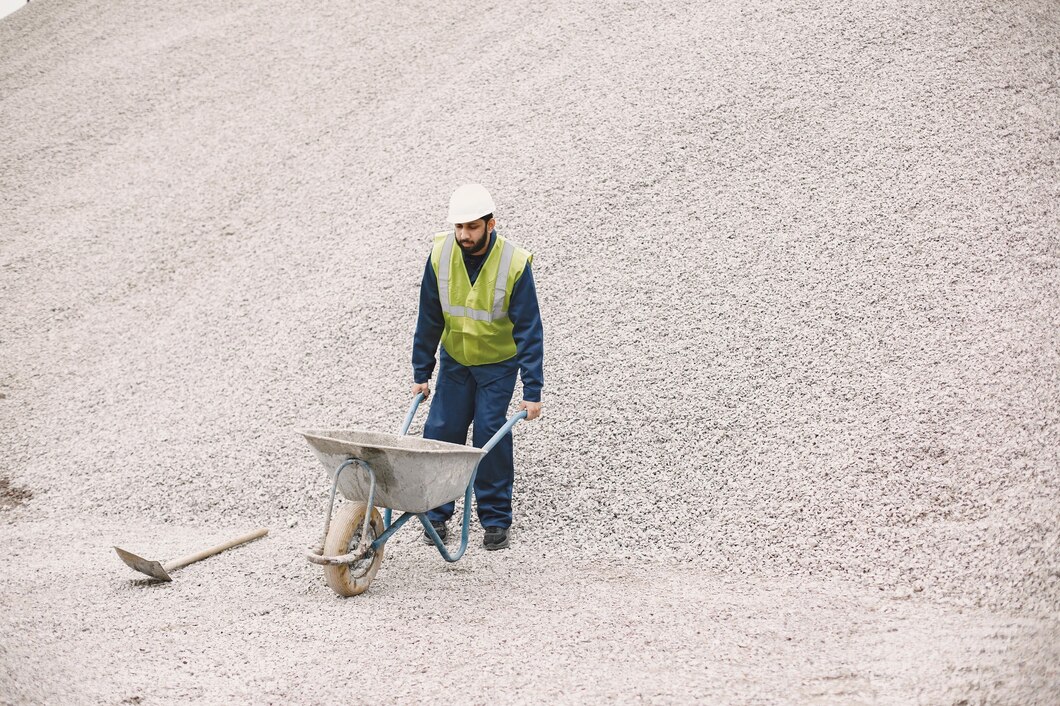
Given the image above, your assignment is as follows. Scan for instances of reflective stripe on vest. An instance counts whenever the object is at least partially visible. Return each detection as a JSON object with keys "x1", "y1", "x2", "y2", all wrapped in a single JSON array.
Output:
[
  {"x1": 437, "y1": 232, "x2": 516, "y2": 323},
  {"x1": 430, "y1": 230, "x2": 531, "y2": 367}
]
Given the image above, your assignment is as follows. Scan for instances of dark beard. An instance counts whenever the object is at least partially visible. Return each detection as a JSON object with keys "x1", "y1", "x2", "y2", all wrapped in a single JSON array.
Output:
[{"x1": 457, "y1": 234, "x2": 487, "y2": 253}]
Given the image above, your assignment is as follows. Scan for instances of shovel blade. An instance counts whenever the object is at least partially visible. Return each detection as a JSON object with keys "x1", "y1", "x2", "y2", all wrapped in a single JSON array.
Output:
[{"x1": 114, "y1": 546, "x2": 173, "y2": 581}]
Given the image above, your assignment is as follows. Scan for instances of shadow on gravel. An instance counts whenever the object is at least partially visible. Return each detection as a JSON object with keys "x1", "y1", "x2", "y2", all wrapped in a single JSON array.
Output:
[
  {"x1": 0, "y1": 474, "x2": 33, "y2": 511},
  {"x1": 123, "y1": 578, "x2": 172, "y2": 589}
]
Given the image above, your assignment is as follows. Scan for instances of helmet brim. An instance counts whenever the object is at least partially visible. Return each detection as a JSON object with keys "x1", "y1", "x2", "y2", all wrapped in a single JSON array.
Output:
[{"x1": 448, "y1": 210, "x2": 492, "y2": 224}]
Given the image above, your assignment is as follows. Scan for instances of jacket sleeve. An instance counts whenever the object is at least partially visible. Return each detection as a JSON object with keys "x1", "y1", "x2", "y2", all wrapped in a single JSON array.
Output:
[
  {"x1": 412, "y1": 255, "x2": 444, "y2": 383},
  {"x1": 508, "y1": 263, "x2": 544, "y2": 402}
]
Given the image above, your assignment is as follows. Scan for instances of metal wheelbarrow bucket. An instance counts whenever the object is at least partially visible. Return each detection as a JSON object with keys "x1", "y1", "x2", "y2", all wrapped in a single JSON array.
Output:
[
  {"x1": 298, "y1": 393, "x2": 527, "y2": 597},
  {"x1": 299, "y1": 430, "x2": 485, "y2": 514}
]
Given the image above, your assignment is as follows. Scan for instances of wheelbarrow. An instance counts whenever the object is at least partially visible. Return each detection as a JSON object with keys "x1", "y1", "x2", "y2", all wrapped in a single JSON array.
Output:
[{"x1": 299, "y1": 393, "x2": 527, "y2": 596}]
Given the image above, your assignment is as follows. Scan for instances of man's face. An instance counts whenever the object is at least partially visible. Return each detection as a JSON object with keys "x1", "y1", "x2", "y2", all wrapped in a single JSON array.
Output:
[{"x1": 455, "y1": 218, "x2": 493, "y2": 255}]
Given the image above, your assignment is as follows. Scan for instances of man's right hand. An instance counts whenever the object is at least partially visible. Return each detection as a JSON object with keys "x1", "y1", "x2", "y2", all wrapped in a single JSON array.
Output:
[{"x1": 411, "y1": 382, "x2": 431, "y2": 400}]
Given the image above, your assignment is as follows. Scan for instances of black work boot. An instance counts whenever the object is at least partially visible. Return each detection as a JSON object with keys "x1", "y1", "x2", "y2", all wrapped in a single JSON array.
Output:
[
  {"x1": 423, "y1": 520, "x2": 447, "y2": 545},
  {"x1": 483, "y1": 526, "x2": 509, "y2": 551}
]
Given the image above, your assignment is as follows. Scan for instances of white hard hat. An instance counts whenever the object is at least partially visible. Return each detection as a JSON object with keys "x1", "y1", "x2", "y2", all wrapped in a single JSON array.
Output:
[{"x1": 448, "y1": 183, "x2": 496, "y2": 224}]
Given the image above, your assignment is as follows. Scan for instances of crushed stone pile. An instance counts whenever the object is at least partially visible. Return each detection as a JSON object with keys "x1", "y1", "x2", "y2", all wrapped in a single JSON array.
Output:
[
  {"x1": 1, "y1": 0, "x2": 1058, "y2": 701},
  {"x1": 2, "y1": 0, "x2": 1057, "y2": 614}
]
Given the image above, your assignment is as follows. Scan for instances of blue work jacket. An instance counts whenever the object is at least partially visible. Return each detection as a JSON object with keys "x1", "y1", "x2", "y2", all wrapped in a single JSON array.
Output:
[{"x1": 413, "y1": 230, "x2": 544, "y2": 402}]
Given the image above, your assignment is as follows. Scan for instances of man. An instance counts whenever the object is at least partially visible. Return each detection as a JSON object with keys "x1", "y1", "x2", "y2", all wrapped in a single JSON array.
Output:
[{"x1": 411, "y1": 183, "x2": 544, "y2": 551}]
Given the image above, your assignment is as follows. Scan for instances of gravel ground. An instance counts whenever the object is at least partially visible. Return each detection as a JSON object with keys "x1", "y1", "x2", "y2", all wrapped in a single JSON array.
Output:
[{"x1": 1, "y1": 0, "x2": 1058, "y2": 703}]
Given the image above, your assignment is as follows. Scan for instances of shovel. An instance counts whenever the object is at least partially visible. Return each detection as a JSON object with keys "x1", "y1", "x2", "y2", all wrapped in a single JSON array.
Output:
[{"x1": 114, "y1": 528, "x2": 268, "y2": 581}]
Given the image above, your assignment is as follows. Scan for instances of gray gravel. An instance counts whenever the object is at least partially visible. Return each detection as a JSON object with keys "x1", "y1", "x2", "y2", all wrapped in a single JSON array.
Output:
[{"x1": 1, "y1": 0, "x2": 1058, "y2": 703}]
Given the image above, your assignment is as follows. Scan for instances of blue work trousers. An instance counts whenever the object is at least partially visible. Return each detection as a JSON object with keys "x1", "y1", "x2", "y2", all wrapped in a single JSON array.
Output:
[{"x1": 424, "y1": 353, "x2": 518, "y2": 529}]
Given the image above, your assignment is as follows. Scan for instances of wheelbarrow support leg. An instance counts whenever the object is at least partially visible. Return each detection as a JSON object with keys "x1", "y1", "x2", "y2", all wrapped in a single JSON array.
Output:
[
  {"x1": 420, "y1": 410, "x2": 528, "y2": 563},
  {"x1": 418, "y1": 480, "x2": 473, "y2": 562}
]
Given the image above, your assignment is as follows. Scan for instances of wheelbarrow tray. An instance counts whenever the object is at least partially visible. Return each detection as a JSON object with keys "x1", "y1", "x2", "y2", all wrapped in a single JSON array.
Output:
[{"x1": 299, "y1": 429, "x2": 486, "y2": 514}]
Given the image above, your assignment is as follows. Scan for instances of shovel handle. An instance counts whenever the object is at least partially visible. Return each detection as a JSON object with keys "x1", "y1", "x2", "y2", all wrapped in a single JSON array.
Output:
[{"x1": 163, "y1": 528, "x2": 268, "y2": 572}]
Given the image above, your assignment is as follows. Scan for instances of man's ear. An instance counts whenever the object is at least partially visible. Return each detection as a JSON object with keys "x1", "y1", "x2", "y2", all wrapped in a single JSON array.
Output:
[{"x1": 487, "y1": 217, "x2": 497, "y2": 233}]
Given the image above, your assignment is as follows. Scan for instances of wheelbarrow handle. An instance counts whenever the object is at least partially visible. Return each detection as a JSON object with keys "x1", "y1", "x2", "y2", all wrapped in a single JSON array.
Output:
[
  {"x1": 480, "y1": 410, "x2": 529, "y2": 456},
  {"x1": 399, "y1": 392, "x2": 426, "y2": 435},
  {"x1": 387, "y1": 392, "x2": 428, "y2": 529},
  {"x1": 402, "y1": 393, "x2": 526, "y2": 451}
]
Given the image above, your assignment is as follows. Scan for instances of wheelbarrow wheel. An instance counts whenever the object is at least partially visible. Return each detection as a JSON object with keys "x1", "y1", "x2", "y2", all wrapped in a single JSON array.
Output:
[{"x1": 323, "y1": 502, "x2": 384, "y2": 597}]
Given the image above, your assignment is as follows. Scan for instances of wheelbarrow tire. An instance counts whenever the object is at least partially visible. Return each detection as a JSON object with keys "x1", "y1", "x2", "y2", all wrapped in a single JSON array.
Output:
[{"x1": 323, "y1": 502, "x2": 385, "y2": 597}]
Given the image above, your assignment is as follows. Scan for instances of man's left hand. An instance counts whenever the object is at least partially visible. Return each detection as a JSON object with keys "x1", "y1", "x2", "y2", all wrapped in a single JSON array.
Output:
[{"x1": 519, "y1": 400, "x2": 542, "y2": 421}]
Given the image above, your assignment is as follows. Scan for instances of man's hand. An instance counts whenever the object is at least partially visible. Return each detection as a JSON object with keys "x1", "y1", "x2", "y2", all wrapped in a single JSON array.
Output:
[
  {"x1": 519, "y1": 400, "x2": 542, "y2": 420},
  {"x1": 411, "y1": 382, "x2": 431, "y2": 400}
]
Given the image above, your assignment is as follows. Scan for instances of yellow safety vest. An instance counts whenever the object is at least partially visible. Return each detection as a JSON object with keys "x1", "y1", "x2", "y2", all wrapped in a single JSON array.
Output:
[{"x1": 430, "y1": 231, "x2": 533, "y2": 367}]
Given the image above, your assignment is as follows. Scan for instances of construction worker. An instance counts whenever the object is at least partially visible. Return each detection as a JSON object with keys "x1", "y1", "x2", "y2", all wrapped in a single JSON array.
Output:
[{"x1": 411, "y1": 184, "x2": 544, "y2": 551}]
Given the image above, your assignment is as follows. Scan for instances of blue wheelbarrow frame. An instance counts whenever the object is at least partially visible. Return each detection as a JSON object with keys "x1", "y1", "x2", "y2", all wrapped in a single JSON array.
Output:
[{"x1": 303, "y1": 393, "x2": 527, "y2": 568}]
